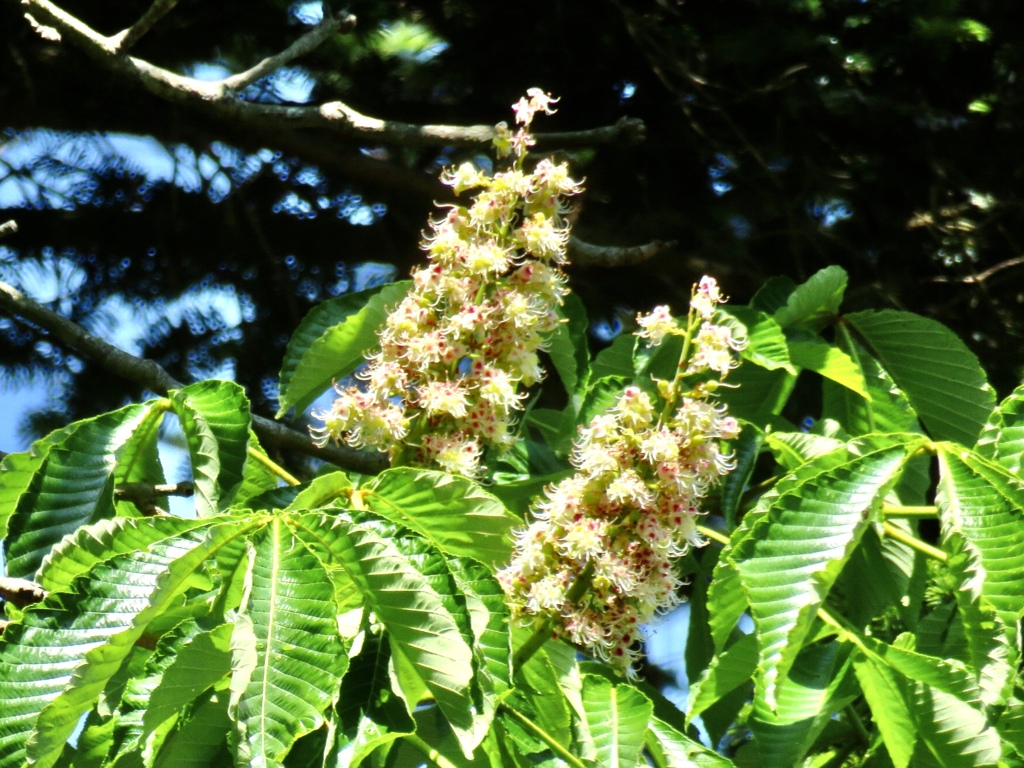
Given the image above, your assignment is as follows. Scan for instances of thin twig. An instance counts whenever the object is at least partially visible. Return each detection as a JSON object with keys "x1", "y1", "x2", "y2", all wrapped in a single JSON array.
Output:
[
  {"x1": 114, "y1": 480, "x2": 194, "y2": 516},
  {"x1": 20, "y1": 0, "x2": 644, "y2": 149},
  {"x1": 223, "y1": 11, "x2": 357, "y2": 92},
  {"x1": 108, "y1": 0, "x2": 179, "y2": 54},
  {"x1": 0, "y1": 279, "x2": 388, "y2": 474}
]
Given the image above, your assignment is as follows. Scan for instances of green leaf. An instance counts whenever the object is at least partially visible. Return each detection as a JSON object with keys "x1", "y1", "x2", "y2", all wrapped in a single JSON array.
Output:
[
  {"x1": 788, "y1": 338, "x2": 867, "y2": 396},
  {"x1": 332, "y1": 633, "x2": 414, "y2": 768},
  {"x1": 362, "y1": 468, "x2": 518, "y2": 567},
  {"x1": 2, "y1": 403, "x2": 158, "y2": 579},
  {"x1": 581, "y1": 674, "x2": 652, "y2": 768},
  {"x1": 37, "y1": 516, "x2": 204, "y2": 595},
  {"x1": 170, "y1": 380, "x2": 253, "y2": 517},
  {"x1": 936, "y1": 445, "x2": 1024, "y2": 648},
  {"x1": 152, "y1": 689, "x2": 232, "y2": 768},
  {"x1": 975, "y1": 381, "x2": 1024, "y2": 475},
  {"x1": 110, "y1": 401, "x2": 167, "y2": 518},
  {"x1": 0, "y1": 522, "x2": 248, "y2": 768},
  {"x1": 773, "y1": 266, "x2": 847, "y2": 329},
  {"x1": 232, "y1": 519, "x2": 349, "y2": 767},
  {"x1": 732, "y1": 446, "x2": 908, "y2": 708},
  {"x1": 141, "y1": 623, "x2": 234, "y2": 753},
  {"x1": 943, "y1": 533, "x2": 1017, "y2": 710},
  {"x1": 276, "y1": 281, "x2": 411, "y2": 418},
  {"x1": 548, "y1": 293, "x2": 590, "y2": 411},
  {"x1": 288, "y1": 514, "x2": 476, "y2": 751},
  {"x1": 764, "y1": 430, "x2": 845, "y2": 472},
  {"x1": 280, "y1": 470, "x2": 353, "y2": 512},
  {"x1": 645, "y1": 716, "x2": 737, "y2": 767},
  {"x1": 720, "y1": 306, "x2": 795, "y2": 373},
  {"x1": 715, "y1": 363, "x2": 796, "y2": 426},
  {"x1": 750, "y1": 276, "x2": 798, "y2": 316},
  {"x1": 747, "y1": 641, "x2": 857, "y2": 768},
  {"x1": 846, "y1": 309, "x2": 995, "y2": 445},
  {"x1": 232, "y1": 432, "x2": 281, "y2": 507},
  {"x1": 718, "y1": 424, "x2": 764, "y2": 529},
  {"x1": 853, "y1": 654, "x2": 916, "y2": 768},
  {"x1": 591, "y1": 333, "x2": 636, "y2": 381},
  {"x1": 687, "y1": 632, "x2": 757, "y2": 724}
]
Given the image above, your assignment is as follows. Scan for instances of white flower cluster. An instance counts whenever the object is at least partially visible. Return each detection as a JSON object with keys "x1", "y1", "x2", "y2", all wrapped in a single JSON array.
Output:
[
  {"x1": 499, "y1": 277, "x2": 745, "y2": 676},
  {"x1": 311, "y1": 91, "x2": 582, "y2": 477}
]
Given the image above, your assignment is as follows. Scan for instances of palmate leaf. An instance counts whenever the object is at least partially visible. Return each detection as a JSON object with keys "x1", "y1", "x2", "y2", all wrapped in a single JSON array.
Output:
[
  {"x1": 935, "y1": 445, "x2": 1024, "y2": 647},
  {"x1": 2, "y1": 402, "x2": 160, "y2": 579},
  {"x1": 152, "y1": 689, "x2": 233, "y2": 768},
  {"x1": 747, "y1": 641, "x2": 858, "y2": 768},
  {"x1": 975, "y1": 381, "x2": 1024, "y2": 475},
  {"x1": 170, "y1": 380, "x2": 252, "y2": 517},
  {"x1": 580, "y1": 673, "x2": 652, "y2": 768},
  {"x1": 288, "y1": 513, "x2": 476, "y2": 751},
  {"x1": 855, "y1": 635, "x2": 1002, "y2": 768},
  {"x1": 231, "y1": 518, "x2": 349, "y2": 768},
  {"x1": 37, "y1": 516, "x2": 204, "y2": 594},
  {"x1": 732, "y1": 446, "x2": 908, "y2": 708},
  {"x1": 845, "y1": 309, "x2": 995, "y2": 446},
  {"x1": 362, "y1": 468, "x2": 519, "y2": 567},
  {"x1": 110, "y1": 400, "x2": 166, "y2": 518},
  {"x1": 0, "y1": 521, "x2": 244, "y2": 768},
  {"x1": 275, "y1": 280, "x2": 411, "y2": 418}
]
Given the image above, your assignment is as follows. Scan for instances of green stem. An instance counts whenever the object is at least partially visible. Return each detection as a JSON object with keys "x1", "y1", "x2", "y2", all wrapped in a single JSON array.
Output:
[
  {"x1": 882, "y1": 521, "x2": 947, "y2": 562},
  {"x1": 247, "y1": 446, "x2": 300, "y2": 487},
  {"x1": 403, "y1": 733, "x2": 460, "y2": 768},
  {"x1": 512, "y1": 560, "x2": 595, "y2": 670},
  {"x1": 658, "y1": 308, "x2": 699, "y2": 427},
  {"x1": 696, "y1": 523, "x2": 730, "y2": 547},
  {"x1": 845, "y1": 704, "x2": 872, "y2": 745},
  {"x1": 499, "y1": 704, "x2": 588, "y2": 768},
  {"x1": 882, "y1": 504, "x2": 938, "y2": 518}
]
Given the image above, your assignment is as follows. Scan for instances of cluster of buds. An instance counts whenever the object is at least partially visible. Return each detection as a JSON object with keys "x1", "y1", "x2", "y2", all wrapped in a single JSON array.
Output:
[
  {"x1": 498, "y1": 277, "x2": 745, "y2": 676},
  {"x1": 311, "y1": 90, "x2": 582, "y2": 477}
]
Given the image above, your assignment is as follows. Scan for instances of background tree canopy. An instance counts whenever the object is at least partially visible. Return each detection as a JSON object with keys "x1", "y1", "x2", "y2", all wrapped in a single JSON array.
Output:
[{"x1": 2, "y1": 0, "x2": 1023, "y2": 441}]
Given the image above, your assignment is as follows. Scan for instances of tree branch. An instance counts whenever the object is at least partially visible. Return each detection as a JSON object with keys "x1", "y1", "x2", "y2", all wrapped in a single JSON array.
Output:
[
  {"x1": 18, "y1": 0, "x2": 644, "y2": 149},
  {"x1": 0, "y1": 576, "x2": 47, "y2": 609},
  {"x1": 114, "y1": 480, "x2": 194, "y2": 516},
  {"x1": 568, "y1": 236, "x2": 677, "y2": 268},
  {"x1": 0, "y1": 279, "x2": 388, "y2": 474},
  {"x1": 108, "y1": 0, "x2": 179, "y2": 54},
  {"x1": 222, "y1": 10, "x2": 357, "y2": 92}
]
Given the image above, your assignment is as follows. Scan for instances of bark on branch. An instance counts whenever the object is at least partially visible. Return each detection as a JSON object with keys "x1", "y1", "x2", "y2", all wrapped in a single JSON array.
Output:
[
  {"x1": 0, "y1": 279, "x2": 388, "y2": 474},
  {"x1": 0, "y1": 576, "x2": 47, "y2": 609},
  {"x1": 568, "y1": 236, "x2": 677, "y2": 268},
  {"x1": 115, "y1": 480, "x2": 194, "y2": 516},
  {"x1": 18, "y1": 0, "x2": 645, "y2": 149}
]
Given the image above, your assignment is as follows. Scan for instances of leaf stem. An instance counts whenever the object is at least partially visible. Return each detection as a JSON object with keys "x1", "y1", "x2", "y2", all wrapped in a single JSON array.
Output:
[
  {"x1": 882, "y1": 504, "x2": 937, "y2": 518},
  {"x1": 882, "y1": 521, "x2": 947, "y2": 562},
  {"x1": 247, "y1": 446, "x2": 301, "y2": 486},
  {"x1": 499, "y1": 703, "x2": 588, "y2": 768},
  {"x1": 696, "y1": 523, "x2": 730, "y2": 547},
  {"x1": 403, "y1": 733, "x2": 460, "y2": 768}
]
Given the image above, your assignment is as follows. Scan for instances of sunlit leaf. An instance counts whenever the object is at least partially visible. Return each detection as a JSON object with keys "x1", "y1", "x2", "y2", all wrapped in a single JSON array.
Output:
[
  {"x1": 170, "y1": 380, "x2": 252, "y2": 517},
  {"x1": 276, "y1": 281, "x2": 410, "y2": 418},
  {"x1": 581, "y1": 673, "x2": 651, "y2": 768},
  {"x1": 846, "y1": 309, "x2": 995, "y2": 446}
]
